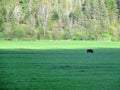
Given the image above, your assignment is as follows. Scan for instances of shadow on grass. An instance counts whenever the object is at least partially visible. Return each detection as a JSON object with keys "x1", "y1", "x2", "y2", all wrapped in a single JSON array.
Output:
[
  {"x1": 0, "y1": 48, "x2": 120, "y2": 54},
  {"x1": 0, "y1": 48, "x2": 120, "y2": 62},
  {"x1": 0, "y1": 48, "x2": 120, "y2": 90}
]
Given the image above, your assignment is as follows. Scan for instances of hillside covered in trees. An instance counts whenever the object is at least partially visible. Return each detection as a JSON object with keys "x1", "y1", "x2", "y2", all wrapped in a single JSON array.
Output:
[{"x1": 0, "y1": 0, "x2": 120, "y2": 41}]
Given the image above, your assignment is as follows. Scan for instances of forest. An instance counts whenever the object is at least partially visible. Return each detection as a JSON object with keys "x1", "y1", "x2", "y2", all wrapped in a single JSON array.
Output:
[{"x1": 0, "y1": 0, "x2": 120, "y2": 41}]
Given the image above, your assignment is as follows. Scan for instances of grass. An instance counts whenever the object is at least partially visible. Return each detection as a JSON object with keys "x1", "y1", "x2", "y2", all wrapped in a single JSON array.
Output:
[{"x1": 0, "y1": 40, "x2": 120, "y2": 90}]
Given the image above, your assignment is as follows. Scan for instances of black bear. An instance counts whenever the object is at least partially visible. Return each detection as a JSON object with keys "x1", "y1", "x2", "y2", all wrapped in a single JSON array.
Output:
[{"x1": 87, "y1": 49, "x2": 94, "y2": 53}]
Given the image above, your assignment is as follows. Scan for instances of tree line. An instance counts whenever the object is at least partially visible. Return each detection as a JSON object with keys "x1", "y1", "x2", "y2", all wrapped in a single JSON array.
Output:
[{"x1": 0, "y1": 0, "x2": 120, "y2": 41}]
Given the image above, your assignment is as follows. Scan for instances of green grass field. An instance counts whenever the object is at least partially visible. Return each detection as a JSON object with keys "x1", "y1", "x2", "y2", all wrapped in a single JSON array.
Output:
[{"x1": 0, "y1": 40, "x2": 120, "y2": 90}]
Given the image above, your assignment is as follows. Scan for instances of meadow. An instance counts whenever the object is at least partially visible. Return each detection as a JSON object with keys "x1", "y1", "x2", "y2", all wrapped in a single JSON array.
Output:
[{"x1": 0, "y1": 40, "x2": 120, "y2": 90}]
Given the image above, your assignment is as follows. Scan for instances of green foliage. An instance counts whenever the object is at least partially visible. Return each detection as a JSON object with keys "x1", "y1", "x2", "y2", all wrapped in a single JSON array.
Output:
[
  {"x1": 0, "y1": 32, "x2": 4, "y2": 39},
  {"x1": 0, "y1": 8, "x2": 5, "y2": 32},
  {"x1": 0, "y1": 0, "x2": 120, "y2": 41},
  {"x1": 72, "y1": 31, "x2": 83, "y2": 40},
  {"x1": 52, "y1": 11, "x2": 59, "y2": 21},
  {"x1": 63, "y1": 29, "x2": 71, "y2": 40},
  {"x1": 69, "y1": 12, "x2": 78, "y2": 21},
  {"x1": 11, "y1": 25, "x2": 26, "y2": 39},
  {"x1": 37, "y1": 25, "x2": 43, "y2": 31},
  {"x1": 102, "y1": 33, "x2": 112, "y2": 40}
]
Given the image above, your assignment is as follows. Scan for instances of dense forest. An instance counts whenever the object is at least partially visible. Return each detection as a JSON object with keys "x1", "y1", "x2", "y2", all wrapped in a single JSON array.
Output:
[{"x1": 0, "y1": 0, "x2": 120, "y2": 41}]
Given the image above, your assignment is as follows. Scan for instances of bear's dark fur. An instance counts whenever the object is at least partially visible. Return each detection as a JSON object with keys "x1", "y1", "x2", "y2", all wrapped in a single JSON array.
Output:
[{"x1": 87, "y1": 49, "x2": 94, "y2": 53}]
